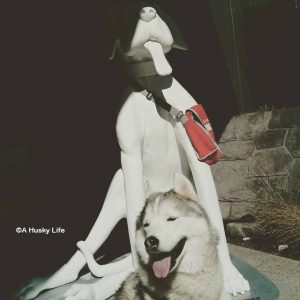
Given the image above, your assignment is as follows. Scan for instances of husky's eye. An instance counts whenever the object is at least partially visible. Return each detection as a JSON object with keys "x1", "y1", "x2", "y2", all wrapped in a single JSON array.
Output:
[
  {"x1": 143, "y1": 223, "x2": 150, "y2": 228},
  {"x1": 167, "y1": 217, "x2": 177, "y2": 222}
]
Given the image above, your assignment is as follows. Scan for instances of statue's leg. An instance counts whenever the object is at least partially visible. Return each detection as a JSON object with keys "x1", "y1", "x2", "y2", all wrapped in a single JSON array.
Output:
[
  {"x1": 19, "y1": 169, "x2": 128, "y2": 300},
  {"x1": 83, "y1": 169, "x2": 126, "y2": 253},
  {"x1": 77, "y1": 242, "x2": 133, "y2": 277},
  {"x1": 63, "y1": 145, "x2": 147, "y2": 300},
  {"x1": 175, "y1": 123, "x2": 250, "y2": 296},
  {"x1": 64, "y1": 268, "x2": 133, "y2": 300}
]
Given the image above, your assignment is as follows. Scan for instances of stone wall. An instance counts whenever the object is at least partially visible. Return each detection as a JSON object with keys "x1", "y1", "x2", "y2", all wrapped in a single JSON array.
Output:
[{"x1": 211, "y1": 107, "x2": 300, "y2": 222}]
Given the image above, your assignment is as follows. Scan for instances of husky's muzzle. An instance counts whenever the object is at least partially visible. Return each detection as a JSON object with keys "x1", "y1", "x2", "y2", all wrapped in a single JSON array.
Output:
[{"x1": 145, "y1": 237, "x2": 187, "y2": 279}]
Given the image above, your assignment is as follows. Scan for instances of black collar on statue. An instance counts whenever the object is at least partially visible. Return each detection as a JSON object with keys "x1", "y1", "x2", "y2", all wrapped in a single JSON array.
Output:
[
  {"x1": 126, "y1": 60, "x2": 158, "y2": 78},
  {"x1": 125, "y1": 62, "x2": 184, "y2": 121}
]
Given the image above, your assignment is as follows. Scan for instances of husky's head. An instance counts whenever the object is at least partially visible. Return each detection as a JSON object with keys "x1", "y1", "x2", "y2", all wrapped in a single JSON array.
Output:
[
  {"x1": 136, "y1": 174, "x2": 218, "y2": 279},
  {"x1": 109, "y1": 2, "x2": 188, "y2": 76}
]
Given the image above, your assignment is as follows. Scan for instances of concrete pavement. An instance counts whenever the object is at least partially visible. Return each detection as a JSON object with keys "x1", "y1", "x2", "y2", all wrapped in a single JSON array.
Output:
[{"x1": 229, "y1": 244, "x2": 300, "y2": 300}]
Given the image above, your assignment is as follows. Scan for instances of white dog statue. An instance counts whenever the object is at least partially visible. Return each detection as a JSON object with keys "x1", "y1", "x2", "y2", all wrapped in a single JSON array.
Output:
[{"x1": 19, "y1": 3, "x2": 249, "y2": 300}]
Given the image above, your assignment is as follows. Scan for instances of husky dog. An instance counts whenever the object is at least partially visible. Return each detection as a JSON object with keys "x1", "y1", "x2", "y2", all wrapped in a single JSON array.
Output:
[
  {"x1": 115, "y1": 174, "x2": 230, "y2": 300},
  {"x1": 19, "y1": 2, "x2": 249, "y2": 300}
]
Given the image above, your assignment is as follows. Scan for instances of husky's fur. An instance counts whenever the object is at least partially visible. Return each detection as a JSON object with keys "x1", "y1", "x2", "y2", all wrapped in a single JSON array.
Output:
[{"x1": 115, "y1": 175, "x2": 230, "y2": 300}]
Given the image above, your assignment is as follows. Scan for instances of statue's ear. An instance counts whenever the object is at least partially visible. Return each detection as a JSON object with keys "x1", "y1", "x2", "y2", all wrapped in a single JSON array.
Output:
[
  {"x1": 107, "y1": 2, "x2": 141, "y2": 60},
  {"x1": 108, "y1": 39, "x2": 120, "y2": 60},
  {"x1": 174, "y1": 173, "x2": 197, "y2": 201},
  {"x1": 172, "y1": 33, "x2": 189, "y2": 51},
  {"x1": 153, "y1": 5, "x2": 188, "y2": 51},
  {"x1": 106, "y1": 4, "x2": 121, "y2": 60},
  {"x1": 168, "y1": 18, "x2": 189, "y2": 51}
]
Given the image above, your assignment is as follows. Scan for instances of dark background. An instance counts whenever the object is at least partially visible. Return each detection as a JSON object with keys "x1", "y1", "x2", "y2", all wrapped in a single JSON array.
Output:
[{"x1": 2, "y1": 0, "x2": 299, "y2": 297}]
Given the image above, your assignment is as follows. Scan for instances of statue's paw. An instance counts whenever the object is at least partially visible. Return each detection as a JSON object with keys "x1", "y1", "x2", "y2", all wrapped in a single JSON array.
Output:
[
  {"x1": 223, "y1": 263, "x2": 250, "y2": 296},
  {"x1": 16, "y1": 263, "x2": 80, "y2": 300},
  {"x1": 64, "y1": 283, "x2": 94, "y2": 300},
  {"x1": 16, "y1": 277, "x2": 47, "y2": 300}
]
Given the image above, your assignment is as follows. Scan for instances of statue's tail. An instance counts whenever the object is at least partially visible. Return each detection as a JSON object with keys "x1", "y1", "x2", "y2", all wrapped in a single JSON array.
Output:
[{"x1": 77, "y1": 241, "x2": 133, "y2": 277}]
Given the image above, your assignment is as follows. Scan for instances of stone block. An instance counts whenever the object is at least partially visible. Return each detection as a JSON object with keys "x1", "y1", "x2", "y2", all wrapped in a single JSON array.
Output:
[
  {"x1": 226, "y1": 222, "x2": 258, "y2": 239},
  {"x1": 269, "y1": 107, "x2": 300, "y2": 129},
  {"x1": 288, "y1": 159, "x2": 300, "y2": 194},
  {"x1": 212, "y1": 160, "x2": 256, "y2": 220},
  {"x1": 269, "y1": 176, "x2": 289, "y2": 191},
  {"x1": 237, "y1": 111, "x2": 272, "y2": 141},
  {"x1": 249, "y1": 147, "x2": 294, "y2": 176},
  {"x1": 212, "y1": 160, "x2": 250, "y2": 200},
  {"x1": 219, "y1": 140, "x2": 255, "y2": 160},
  {"x1": 220, "y1": 115, "x2": 243, "y2": 142},
  {"x1": 255, "y1": 129, "x2": 287, "y2": 149},
  {"x1": 215, "y1": 108, "x2": 300, "y2": 222},
  {"x1": 246, "y1": 177, "x2": 270, "y2": 199},
  {"x1": 231, "y1": 201, "x2": 256, "y2": 221},
  {"x1": 219, "y1": 201, "x2": 232, "y2": 220},
  {"x1": 285, "y1": 128, "x2": 300, "y2": 157},
  {"x1": 220, "y1": 111, "x2": 272, "y2": 142}
]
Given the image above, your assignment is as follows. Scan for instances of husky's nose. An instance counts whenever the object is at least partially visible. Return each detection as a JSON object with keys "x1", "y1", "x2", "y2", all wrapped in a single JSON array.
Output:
[
  {"x1": 140, "y1": 7, "x2": 157, "y2": 22},
  {"x1": 145, "y1": 236, "x2": 159, "y2": 252}
]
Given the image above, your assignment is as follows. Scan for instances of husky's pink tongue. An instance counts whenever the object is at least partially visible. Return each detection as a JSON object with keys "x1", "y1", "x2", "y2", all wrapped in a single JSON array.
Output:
[
  {"x1": 152, "y1": 256, "x2": 171, "y2": 278},
  {"x1": 144, "y1": 41, "x2": 172, "y2": 76}
]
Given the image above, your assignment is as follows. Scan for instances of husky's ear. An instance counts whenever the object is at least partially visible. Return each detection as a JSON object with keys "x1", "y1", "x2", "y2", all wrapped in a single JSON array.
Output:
[{"x1": 174, "y1": 173, "x2": 197, "y2": 201}]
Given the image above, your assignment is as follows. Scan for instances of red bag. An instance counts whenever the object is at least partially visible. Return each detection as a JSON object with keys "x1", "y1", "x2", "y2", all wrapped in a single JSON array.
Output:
[
  {"x1": 182, "y1": 105, "x2": 222, "y2": 165},
  {"x1": 134, "y1": 83, "x2": 222, "y2": 165}
]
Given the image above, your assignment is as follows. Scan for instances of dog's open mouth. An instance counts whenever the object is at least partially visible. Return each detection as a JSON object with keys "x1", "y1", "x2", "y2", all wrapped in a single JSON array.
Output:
[{"x1": 149, "y1": 237, "x2": 186, "y2": 279}]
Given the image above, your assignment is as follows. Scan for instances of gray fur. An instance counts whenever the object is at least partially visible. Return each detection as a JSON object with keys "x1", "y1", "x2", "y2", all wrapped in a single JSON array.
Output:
[{"x1": 115, "y1": 189, "x2": 230, "y2": 300}]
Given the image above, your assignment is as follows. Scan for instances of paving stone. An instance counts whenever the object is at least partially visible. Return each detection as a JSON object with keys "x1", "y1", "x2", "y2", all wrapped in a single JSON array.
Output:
[{"x1": 229, "y1": 244, "x2": 300, "y2": 300}]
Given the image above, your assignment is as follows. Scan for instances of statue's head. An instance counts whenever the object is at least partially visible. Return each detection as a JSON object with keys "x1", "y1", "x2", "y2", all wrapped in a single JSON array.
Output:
[{"x1": 108, "y1": 1, "x2": 188, "y2": 76}]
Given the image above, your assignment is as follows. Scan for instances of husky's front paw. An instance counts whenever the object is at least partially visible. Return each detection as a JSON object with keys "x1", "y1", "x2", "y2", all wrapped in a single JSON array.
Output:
[
  {"x1": 223, "y1": 263, "x2": 250, "y2": 296},
  {"x1": 64, "y1": 283, "x2": 95, "y2": 300}
]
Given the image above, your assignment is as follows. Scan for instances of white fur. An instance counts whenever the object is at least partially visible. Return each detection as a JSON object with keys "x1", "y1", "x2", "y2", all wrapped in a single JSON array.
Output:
[{"x1": 116, "y1": 177, "x2": 230, "y2": 300}]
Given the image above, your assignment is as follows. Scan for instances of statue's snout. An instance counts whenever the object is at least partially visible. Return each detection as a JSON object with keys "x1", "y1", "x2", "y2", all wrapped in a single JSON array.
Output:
[{"x1": 140, "y1": 7, "x2": 156, "y2": 22}]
